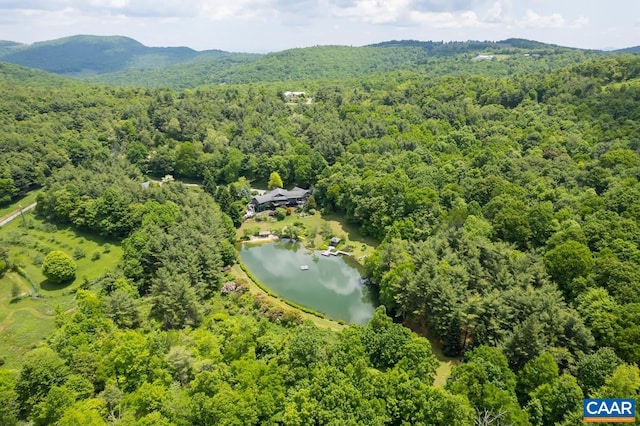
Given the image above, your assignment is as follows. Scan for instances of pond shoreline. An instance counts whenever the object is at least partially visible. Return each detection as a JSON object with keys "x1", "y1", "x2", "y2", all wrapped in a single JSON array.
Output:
[
  {"x1": 231, "y1": 263, "x2": 345, "y2": 331},
  {"x1": 245, "y1": 234, "x2": 280, "y2": 244},
  {"x1": 238, "y1": 239, "x2": 375, "y2": 324},
  {"x1": 241, "y1": 234, "x2": 361, "y2": 265}
]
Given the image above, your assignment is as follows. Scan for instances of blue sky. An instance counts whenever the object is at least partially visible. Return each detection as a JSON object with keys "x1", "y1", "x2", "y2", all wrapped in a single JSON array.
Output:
[{"x1": 0, "y1": 0, "x2": 637, "y2": 52}]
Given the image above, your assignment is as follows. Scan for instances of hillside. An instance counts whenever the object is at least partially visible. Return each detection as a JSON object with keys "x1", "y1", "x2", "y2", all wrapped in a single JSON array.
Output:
[
  {"x1": 88, "y1": 38, "x2": 606, "y2": 88},
  {"x1": 615, "y1": 45, "x2": 640, "y2": 53},
  {"x1": 0, "y1": 35, "x2": 613, "y2": 88},
  {"x1": 0, "y1": 62, "x2": 78, "y2": 88},
  {"x1": 87, "y1": 50, "x2": 262, "y2": 89},
  {"x1": 0, "y1": 34, "x2": 252, "y2": 76},
  {"x1": 367, "y1": 37, "x2": 568, "y2": 54}
]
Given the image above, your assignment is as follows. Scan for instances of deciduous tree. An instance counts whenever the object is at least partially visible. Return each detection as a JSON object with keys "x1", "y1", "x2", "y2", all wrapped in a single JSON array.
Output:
[
  {"x1": 42, "y1": 251, "x2": 77, "y2": 283},
  {"x1": 268, "y1": 171, "x2": 283, "y2": 189}
]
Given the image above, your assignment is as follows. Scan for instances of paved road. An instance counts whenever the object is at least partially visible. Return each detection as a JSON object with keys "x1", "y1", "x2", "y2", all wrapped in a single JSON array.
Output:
[{"x1": 0, "y1": 202, "x2": 37, "y2": 227}]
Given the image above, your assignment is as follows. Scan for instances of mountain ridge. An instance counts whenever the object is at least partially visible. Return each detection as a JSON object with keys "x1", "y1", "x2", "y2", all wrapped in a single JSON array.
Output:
[
  {"x1": 0, "y1": 34, "x2": 634, "y2": 88},
  {"x1": 0, "y1": 34, "x2": 245, "y2": 76}
]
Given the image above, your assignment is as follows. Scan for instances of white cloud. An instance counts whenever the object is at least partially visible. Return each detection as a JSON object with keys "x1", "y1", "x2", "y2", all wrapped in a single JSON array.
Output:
[
  {"x1": 409, "y1": 10, "x2": 488, "y2": 28},
  {"x1": 199, "y1": 0, "x2": 276, "y2": 21},
  {"x1": 327, "y1": 0, "x2": 496, "y2": 27},
  {"x1": 86, "y1": 0, "x2": 129, "y2": 8},
  {"x1": 329, "y1": 0, "x2": 413, "y2": 24},
  {"x1": 517, "y1": 9, "x2": 589, "y2": 30},
  {"x1": 57, "y1": 0, "x2": 504, "y2": 30},
  {"x1": 571, "y1": 15, "x2": 589, "y2": 29},
  {"x1": 485, "y1": 0, "x2": 510, "y2": 23},
  {"x1": 518, "y1": 10, "x2": 565, "y2": 29},
  {"x1": 2, "y1": 0, "x2": 633, "y2": 52},
  {"x1": 0, "y1": 0, "x2": 281, "y2": 20}
]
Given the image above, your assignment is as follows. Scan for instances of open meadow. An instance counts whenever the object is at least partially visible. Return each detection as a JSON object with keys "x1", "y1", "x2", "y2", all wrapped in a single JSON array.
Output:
[{"x1": 0, "y1": 207, "x2": 122, "y2": 369}]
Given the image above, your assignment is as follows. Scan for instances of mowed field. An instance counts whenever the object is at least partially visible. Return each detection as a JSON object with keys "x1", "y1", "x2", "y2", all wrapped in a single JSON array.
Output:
[{"x1": 0, "y1": 202, "x2": 122, "y2": 369}]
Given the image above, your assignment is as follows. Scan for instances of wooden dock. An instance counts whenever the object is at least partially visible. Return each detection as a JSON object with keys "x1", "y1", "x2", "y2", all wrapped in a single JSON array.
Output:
[{"x1": 321, "y1": 247, "x2": 352, "y2": 257}]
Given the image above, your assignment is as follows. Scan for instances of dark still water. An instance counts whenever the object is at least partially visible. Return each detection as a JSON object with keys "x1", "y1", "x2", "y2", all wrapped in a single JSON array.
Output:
[{"x1": 239, "y1": 240, "x2": 376, "y2": 324}]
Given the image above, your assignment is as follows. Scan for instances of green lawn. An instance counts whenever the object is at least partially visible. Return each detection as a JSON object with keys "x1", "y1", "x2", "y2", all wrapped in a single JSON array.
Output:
[
  {"x1": 0, "y1": 189, "x2": 42, "y2": 221},
  {"x1": 0, "y1": 211, "x2": 122, "y2": 369},
  {"x1": 238, "y1": 211, "x2": 378, "y2": 262}
]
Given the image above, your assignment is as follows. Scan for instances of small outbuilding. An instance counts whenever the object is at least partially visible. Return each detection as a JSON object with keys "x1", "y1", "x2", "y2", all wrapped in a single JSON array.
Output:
[{"x1": 329, "y1": 237, "x2": 341, "y2": 246}]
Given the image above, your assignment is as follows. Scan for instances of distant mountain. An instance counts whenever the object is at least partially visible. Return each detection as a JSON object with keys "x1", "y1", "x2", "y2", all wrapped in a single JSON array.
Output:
[
  {"x1": 614, "y1": 46, "x2": 640, "y2": 53},
  {"x1": 85, "y1": 44, "x2": 425, "y2": 87},
  {"x1": 0, "y1": 40, "x2": 24, "y2": 56},
  {"x1": 366, "y1": 38, "x2": 569, "y2": 54},
  {"x1": 89, "y1": 38, "x2": 606, "y2": 88},
  {"x1": 0, "y1": 35, "x2": 615, "y2": 88},
  {"x1": 0, "y1": 35, "x2": 253, "y2": 76}
]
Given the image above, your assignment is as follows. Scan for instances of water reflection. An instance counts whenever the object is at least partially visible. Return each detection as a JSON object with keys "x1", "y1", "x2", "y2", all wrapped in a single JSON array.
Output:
[{"x1": 240, "y1": 241, "x2": 376, "y2": 324}]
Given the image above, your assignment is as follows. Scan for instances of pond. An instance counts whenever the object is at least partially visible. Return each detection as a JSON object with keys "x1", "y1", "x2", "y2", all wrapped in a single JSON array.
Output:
[{"x1": 239, "y1": 240, "x2": 376, "y2": 324}]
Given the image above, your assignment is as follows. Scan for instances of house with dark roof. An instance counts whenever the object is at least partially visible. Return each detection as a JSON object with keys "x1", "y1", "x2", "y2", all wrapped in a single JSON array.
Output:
[{"x1": 251, "y1": 187, "x2": 311, "y2": 211}]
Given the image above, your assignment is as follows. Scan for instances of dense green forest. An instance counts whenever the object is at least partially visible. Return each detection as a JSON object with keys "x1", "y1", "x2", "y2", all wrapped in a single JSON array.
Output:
[
  {"x1": 0, "y1": 35, "x2": 607, "y2": 89},
  {"x1": 1, "y1": 50, "x2": 640, "y2": 425},
  {"x1": 87, "y1": 40, "x2": 606, "y2": 89}
]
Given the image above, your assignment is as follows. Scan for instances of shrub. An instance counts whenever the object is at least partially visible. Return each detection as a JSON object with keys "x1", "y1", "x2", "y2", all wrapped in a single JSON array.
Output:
[
  {"x1": 91, "y1": 251, "x2": 101, "y2": 261},
  {"x1": 274, "y1": 208, "x2": 287, "y2": 221},
  {"x1": 11, "y1": 282, "x2": 21, "y2": 298},
  {"x1": 242, "y1": 226, "x2": 260, "y2": 240},
  {"x1": 73, "y1": 247, "x2": 86, "y2": 260},
  {"x1": 41, "y1": 223, "x2": 57, "y2": 233},
  {"x1": 281, "y1": 309, "x2": 303, "y2": 326},
  {"x1": 32, "y1": 253, "x2": 45, "y2": 266},
  {"x1": 42, "y1": 251, "x2": 77, "y2": 283}
]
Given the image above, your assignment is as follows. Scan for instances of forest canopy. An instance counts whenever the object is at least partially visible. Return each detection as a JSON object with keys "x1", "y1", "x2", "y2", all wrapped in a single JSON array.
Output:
[{"x1": 1, "y1": 53, "x2": 640, "y2": 424}]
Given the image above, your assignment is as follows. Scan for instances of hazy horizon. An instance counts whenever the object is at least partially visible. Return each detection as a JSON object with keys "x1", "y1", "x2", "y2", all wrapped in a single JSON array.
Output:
[{"x1": 0, "y1": 1, "x2": 637, "y2": 54}]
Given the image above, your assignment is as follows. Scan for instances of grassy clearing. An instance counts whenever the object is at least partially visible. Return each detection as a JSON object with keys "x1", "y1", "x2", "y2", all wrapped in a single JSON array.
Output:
[
  {"x1": 431, "y1": 342, "x2": 459, "y2": 387},
  {"x1": 405, "y1": 319, "x2": 460, "y2": 387},
  {"x1": 0, "y1": 188, "x2": 42, "y2": 221},
  {"x1": 238, "y1": 211, "x2": 378, "y2": 261},
  {"x1": 0, "y1": 211, "x2": 122, "y2": 369}
]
